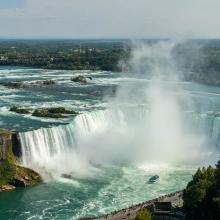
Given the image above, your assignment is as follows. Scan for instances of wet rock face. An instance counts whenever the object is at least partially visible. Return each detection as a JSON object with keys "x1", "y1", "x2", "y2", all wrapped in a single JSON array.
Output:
[
  {"x1": 11, "y1": 133, "x2": 22, "y2": 158},
  {"x1": 0, "y1": 184, "x2": 15, "y2": 192},
  {"x1": 10, "y1": 178, "x2": 26, "y2": 187},
  {"x1": 0, "y1": 129, "x2": 14, "y2": 163},
  {"x1": 0, "y1": 129, "x2": 42, "y2": 191},
  {"x1": 8, "y1": 165, "x2": 42, "y2": 188},
  {"x1": 0, "y1": 138, "x2": 5, "y2": 161}
]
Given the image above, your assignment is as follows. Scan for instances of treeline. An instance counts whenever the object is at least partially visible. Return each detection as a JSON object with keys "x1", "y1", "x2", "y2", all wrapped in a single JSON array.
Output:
[
  {"x1": 0, "y1": 39, "x2": 129, "y2": 71},
  {"x1": 1, "y1": 39, "x2": 220, "y2": 85},
  {"x1": 173, "y1": 40, "x2": 220, "y2": 85},
  {"x1": 183, "y1": 160, "x2": 220, "y2": 220}
]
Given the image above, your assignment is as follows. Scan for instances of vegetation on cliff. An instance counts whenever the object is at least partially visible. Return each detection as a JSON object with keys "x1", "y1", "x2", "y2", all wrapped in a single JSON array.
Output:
[
  {"x1": 0, "y1": 129, "x2": 42, "y2": 191},
  {"x1": 183, "y1": 161, "x2": 220, "y2": 220}
]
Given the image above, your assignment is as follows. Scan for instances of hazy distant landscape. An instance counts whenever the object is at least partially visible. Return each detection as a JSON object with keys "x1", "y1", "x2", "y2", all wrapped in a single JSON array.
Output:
[{"x1": 1, "y1": 39, "x2": 220, "y2": 86}]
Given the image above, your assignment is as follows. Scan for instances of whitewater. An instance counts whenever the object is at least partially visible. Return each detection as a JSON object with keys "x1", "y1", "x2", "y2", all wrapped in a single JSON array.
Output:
[{"x1": 0, "y1": 41, "x2": 220, "y2": 220}]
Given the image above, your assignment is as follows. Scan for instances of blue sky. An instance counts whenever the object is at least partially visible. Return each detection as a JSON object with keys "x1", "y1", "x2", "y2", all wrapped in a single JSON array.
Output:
[
  {"x1": 0, "y1": 0, "x2": 219, "y2": 38},
  {"x1": 0, "y1": 0, "x2": 25, "y2": 9}
]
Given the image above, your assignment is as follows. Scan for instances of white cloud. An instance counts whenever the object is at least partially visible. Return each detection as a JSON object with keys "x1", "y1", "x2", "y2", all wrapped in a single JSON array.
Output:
[{"x1": 0, "y1": 0, "x2": 219, "y2": 38}]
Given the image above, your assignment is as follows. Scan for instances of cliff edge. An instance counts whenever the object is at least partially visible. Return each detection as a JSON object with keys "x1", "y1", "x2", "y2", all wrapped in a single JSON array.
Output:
[{"x1": 0, "y1": 129, "x2": 42, "y2": 192}]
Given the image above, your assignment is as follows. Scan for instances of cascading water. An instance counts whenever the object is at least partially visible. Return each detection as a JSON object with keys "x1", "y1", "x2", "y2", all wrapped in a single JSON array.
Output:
[
  {"x1": 2, "y1": 41, "x2": 220, "y2": 219},
  {"x1": 19, "y1": 106, "x2": 219, "y2": 180},
  {"x1": 187, "y1": 112, "x2": 220, "y2": 148},
  {"x1": 18, "y1": 40, "x2": 220, "y2": 180},
  {"x1": 19, "y1": 108, "x2": 136, "y2": 178}
]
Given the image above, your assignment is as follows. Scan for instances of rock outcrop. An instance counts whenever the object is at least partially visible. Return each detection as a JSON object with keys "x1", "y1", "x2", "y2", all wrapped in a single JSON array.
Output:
[
  {"x1": 9, "y1": 106, "x2": 30, "y2": 114},
  {"x1": 32, "y1": 107, "x2": 78, "y2": 118},
  {"x1": 9, "y1": 106, "x2": 79, "y2": 119},
  {"x1": 0, "y1": 80, "x2": 55, "y2": 89},
  {"x1": 0, "y1": 129, "x2": 42, "y2": 192},
  {"x1": 71, "y1": 75, "x2": 88, "y2": 83},
  {"x1": 0, "y1": 81, "x2": 26, "y2": 89}
]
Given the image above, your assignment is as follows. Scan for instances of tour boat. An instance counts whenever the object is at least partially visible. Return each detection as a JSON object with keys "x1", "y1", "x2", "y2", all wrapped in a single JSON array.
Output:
[{"x1": 148, "y1": 175, "x2": 159, "y2": 183}]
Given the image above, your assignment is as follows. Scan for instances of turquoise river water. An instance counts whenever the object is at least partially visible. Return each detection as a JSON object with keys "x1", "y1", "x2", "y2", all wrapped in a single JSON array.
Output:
[{"x1": 0, "y1": 66, "x2": 219, "y2": 220}]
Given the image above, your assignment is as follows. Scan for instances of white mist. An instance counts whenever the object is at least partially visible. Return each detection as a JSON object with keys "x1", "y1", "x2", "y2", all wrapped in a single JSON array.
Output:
[{"x1": 20, "y1": 40, "x2": 218, "y2": 180}]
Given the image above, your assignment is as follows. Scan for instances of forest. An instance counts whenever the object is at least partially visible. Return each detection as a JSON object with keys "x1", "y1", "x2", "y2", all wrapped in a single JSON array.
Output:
[
  {"x1": 1, "y1": 39, "x2": 220, "y2": 85},
  {"x1": 0, "y1": 39, "x2": 129, "y2": 71}
]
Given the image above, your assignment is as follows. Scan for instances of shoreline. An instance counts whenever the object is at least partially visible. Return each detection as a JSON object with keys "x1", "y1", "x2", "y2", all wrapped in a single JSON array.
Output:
[{"x1": 80, "y1": 190, "x2": 184, "y2": 220}]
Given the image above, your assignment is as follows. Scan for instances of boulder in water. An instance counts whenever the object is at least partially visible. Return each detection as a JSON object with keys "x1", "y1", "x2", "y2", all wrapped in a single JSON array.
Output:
[
  {"x1": 71, "y1": 75, "x2": 87, "y2": 83},
  {"x1": 42, "y1": 80, "x2": 55, "y2": 85},
  {"x1": 0, "y1": 81, "x2": 26, "y2": 89},
  {"x1": 61, "y1": 174, "x2": 73, "y2": 179},
  {"x1": 9, "y1": 106, "x2": 30, "y2": 114}
]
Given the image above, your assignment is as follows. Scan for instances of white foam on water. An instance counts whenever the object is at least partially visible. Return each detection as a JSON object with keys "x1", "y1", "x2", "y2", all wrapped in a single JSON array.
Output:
[
  {"x1": 19, "y1": 107, "x2": 219, "y2": 181},
  {"x1": 18, "y1": 41, "x2": 220, "y2": 182}
]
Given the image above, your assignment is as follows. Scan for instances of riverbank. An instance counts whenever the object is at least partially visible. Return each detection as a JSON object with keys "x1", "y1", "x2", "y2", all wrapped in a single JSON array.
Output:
[{"x1": 81, "y1": 191, "x2": 184, "y2": 220}]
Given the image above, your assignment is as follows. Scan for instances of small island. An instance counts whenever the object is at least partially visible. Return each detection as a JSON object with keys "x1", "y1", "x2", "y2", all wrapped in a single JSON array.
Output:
[{"x1": 10, "y1": 106, "x2": 79, "y2": 119}]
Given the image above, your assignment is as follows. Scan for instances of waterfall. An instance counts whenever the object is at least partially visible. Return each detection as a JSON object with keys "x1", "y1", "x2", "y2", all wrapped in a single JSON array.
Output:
[
  {"x1": 19, "y1": 108, "x2": 140, "y2": 178},
  {"x1": 185, "y1": 112, "x2": 220, "y2": 148},
  {"x1": 19, "y1": 107, "x2": 220, "y2": 179}
]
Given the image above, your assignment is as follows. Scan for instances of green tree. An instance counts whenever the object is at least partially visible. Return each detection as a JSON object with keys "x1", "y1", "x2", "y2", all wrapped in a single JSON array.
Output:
[
  {"x1": 183, "y1": 161, "x2": 220, "y2": 220},
  {"x1": 135, "y1": 208, "x2": 151, "y2": 220}
]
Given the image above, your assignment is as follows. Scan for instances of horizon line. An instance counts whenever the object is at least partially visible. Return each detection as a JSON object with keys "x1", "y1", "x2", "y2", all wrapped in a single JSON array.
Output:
[{"x1": 0, "y1": 37, "x2": 220, "y2": 41}]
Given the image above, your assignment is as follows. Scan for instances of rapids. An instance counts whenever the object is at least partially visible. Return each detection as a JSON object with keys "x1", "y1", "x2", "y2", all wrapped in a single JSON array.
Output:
[{"x1": 0, "y1": 41, "x2": 220, "y2": 219}]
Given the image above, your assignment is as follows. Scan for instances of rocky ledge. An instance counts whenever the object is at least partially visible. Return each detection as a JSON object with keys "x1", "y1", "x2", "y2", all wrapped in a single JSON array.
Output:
[
  {"x1": 0, "y1": 129, "x2": 42, "y2": 192},
  {"x1": 9, "y1": 106, "x2": 79, "y2": 119}
]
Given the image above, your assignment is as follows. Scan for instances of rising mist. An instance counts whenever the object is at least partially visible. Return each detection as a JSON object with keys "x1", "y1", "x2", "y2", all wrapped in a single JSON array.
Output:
[{"x1": 20, "y1": 40, "x2": 218, "y2": 180}]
